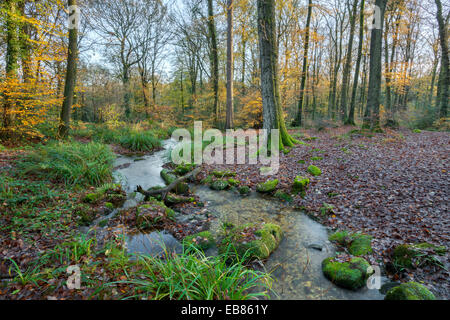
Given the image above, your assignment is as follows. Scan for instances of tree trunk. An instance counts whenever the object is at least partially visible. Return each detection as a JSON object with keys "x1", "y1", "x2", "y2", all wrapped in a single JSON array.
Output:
[
  {"x1": 2, "y1": 0, "x2": 20, "y2": 130},
  {"x1": 226, "y1": 0, "x2": 234, "y2": 129},
  {"x1": 435, "y1": 0, "x2": 449, "y2": 118},
  {"x1": 340, "y1": 0, "x2": 359, "y2": 123},
  {"x1": 363, "y1": 0, "x2": 387, "y2": 131},
  {"x1": 58, "y1": 0, "x2": 78, "y2": 138},
  {"x1": 347, "y1": 0, "x2": 365, "y2": 126},
  {"x1": 257, "y1": 0, "x2": 296, "y2": 149},
  {"x1": 294, "y1": 0, "x2": 313, "y2": 127}
]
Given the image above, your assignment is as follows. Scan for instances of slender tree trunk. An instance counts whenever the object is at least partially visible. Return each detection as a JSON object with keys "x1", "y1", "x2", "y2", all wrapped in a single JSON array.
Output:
[
  {"x1": 226, "y1": 0, "x2": 234, "y2": 129},
  {"x1": 340, "y1": 0, "x2": 358, "y2": 123},
  {"x1": 294, "y1": 0, "x2": 313, "y2": 127},
  {"x1": 206, "y1": 0, "x2": 219, "y2": 123},
  {"x1": 363, "y1": 0, "x2": 387, "y2": 131},
  {"x1": 59, "y1": 0, "x2": 78, "y2": 138},
  {"x1": 435, "y1": 0, "x2": 449, "y2": 118},
  {"x1": 2, "y1": 0, "x2": 20, "y2": 130},
  {"x1": 347, "y1": 0, "x2": 365, "y2": 126}
]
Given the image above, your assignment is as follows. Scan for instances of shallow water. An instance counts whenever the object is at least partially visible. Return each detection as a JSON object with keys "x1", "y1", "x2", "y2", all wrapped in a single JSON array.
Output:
[
  {"x1": 113, "y1": 140, "x2": 388, "y2": 300},
  {"x1": 192, "y1": 186, "x2": 387, "y2": 300}
]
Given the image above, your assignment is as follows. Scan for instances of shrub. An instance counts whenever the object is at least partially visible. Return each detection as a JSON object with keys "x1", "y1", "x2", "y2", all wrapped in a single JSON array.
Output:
[
  {"x1": 18, "y1": 141, "x2": 115, "y2": 187},
  {"x1": 119, "y1": 131, "x2": 161, "y2": 152}
]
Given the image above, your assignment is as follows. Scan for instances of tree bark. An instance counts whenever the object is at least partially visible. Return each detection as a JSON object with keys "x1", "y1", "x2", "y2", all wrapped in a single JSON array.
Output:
[
  {"x1": 207, "y1": 0, "x2": 219, "y2": 124},
  {"x1": 226, "y1": 0, "x2": 234, "y2": 129},
  {"x1": 363, "y1": 0, "x2": 387, "y2": 130},
  {"x1": 294, "y1": 0, "x2": 313, "y2": 127},
  {"x1": 347, "y1": 0, "x2": 365, "y2": 126},
  {"x1": 435, "y1": 0, "x2": 449, "y2": 118},
  {"x1": 59, "y1": 0, "x2": 78, "y2": 138}
]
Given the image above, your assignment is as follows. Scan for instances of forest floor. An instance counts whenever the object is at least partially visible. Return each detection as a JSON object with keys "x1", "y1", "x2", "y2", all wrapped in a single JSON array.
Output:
[
  {"x1": 199, "y1": 126, "x2": 450, "y2": 299},
  {"x1": 0, "y1": 126, "x2": 448, "y2": 299}
]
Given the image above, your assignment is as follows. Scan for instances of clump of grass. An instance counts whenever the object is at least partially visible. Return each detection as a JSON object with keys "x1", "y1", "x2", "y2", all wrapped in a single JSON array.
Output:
[
  {"x1": 18, "y1": 141, "x2": 115, "y2": 187},
  {"x1": 103, "y1": 244, "x2": 273, "y2": 300},
  {"x1": 119, "y1": 131, "x2": 161, "y2": 152}
]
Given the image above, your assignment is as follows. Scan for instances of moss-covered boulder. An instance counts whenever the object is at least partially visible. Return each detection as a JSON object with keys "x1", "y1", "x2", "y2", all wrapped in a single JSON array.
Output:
[
  {"x1": 165, "y1": 194, "x2": 195, "y2": 205},
  {"x1": 183, "y1": 231, "x2": 215, "y2": 250},
  {"x1": 212, "y1": 170, "x2": 236, "y2": 178},
  {"x1": 292, "y1": 176, "x2": 310, "y2": 194},
  {"x1": 83, "y1": 184, "x2": 126, "y2": 207},
  {"x1": 385, "y1": 282, "x2": 436, "y2": 300},
  {"x1": 219, "y1": 223, "x2": 283, "y2": 261},
  {"x1": 307, "y1": 165, "x2": 322, "y2": 176},
  {"x1": 238, "y1": 186, "x2": 250, "y2": 195},
  {"x1": 329, "y1": 231, "x2": 373, "y2": 256},
  {"x1": 174, "y1": 163, "x2": 195, "y2": 175},
  {"x1": 227, "y1": 178, "x2": 240, "y2": 187},
  {"x1": 210, "y1": 179, "x2": 230, "y2": 191},
  {"x1": 136, "y1": 200, "x2": 175, "y2": 230},
  {"x1": 256, "y1": 179, "x2": 279, "y2": 193},
  {"x1": 392, "y1": 243, "x2": 446, "y2": 270},
  {"x1": 322, "y1": 257, "x2": 373, "y2": 290}
]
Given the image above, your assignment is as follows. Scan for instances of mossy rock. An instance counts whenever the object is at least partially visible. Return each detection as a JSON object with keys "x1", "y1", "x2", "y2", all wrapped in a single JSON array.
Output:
[
  {"x1": 212, "y1": 170, "x2": 236, "y2": 178},
  {"x1": 219, "y1": 223, "x2": 283, "y2": 261},
  {"x1": 322, "y1": 257, "x2": 373, "y2": 290},
  {"x1": 183, "y1": 231, "x2": 215, "y2": 250},
  {"x1": 83, "y1": 193, "x2": 100, "y2": 203},
  {"x1": 238, "y1": 186, "x2": 251, "y2": 195},
  {"x1": 412, "y1": 129, "x2": 422, "y2": 133},
  {"x1": 210, "y1": 179, "x2": 229, "y2": 191},
  {"x1": 256, "y1": 179, "x2": 279, "y2": 193},
  {"x1": 227, "y1": 178, "x2": 240, "y2": 187},
  {"x1": 201, "y1": 175, "x2": 214, "y2": 185},
  {"x1": 329, "y1": 231, "x2": 373, "y2": 256},
  {"x1": 274, "y1": 190, "x2": 293, "y2": 202},
  {"x1": 105, "y1": 202, "x2": 115, "y2": 210},
  {"x1": 174, "y1": 163, "x2": 195, "y2": 175},
  {"x1": 307, "y1": 165, "x2": 322, "y2": 176},
  {"x1": 74, "y1": 204, "x2": 96, "y2": 226},
  {"x1": 385, "y1": 282, "x2": 435, "y2": 300},
  {"x1": 392, "y1": 243, "x2": 447, "y2": 270},
  {"x1": 293, "y1": 176, "x2": 310, "y2": 194},
  {"x1": 83, "y1": 184, "x2": 126, "y2": 207}
]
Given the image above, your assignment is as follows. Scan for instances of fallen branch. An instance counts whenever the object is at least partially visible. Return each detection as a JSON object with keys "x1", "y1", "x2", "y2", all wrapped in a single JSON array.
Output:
[{"x1": 136, "y1": 167, "x2": 201, "y2": 200}]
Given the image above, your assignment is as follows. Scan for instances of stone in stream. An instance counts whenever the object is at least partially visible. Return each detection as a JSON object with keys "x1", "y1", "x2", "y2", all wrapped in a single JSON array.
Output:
[
  {"x1": 127, "y1": 231, "x2": 182, "y2": 258},
  {"x1": 322, "y1": 257, "x2": 374, "y2": 290},
  {"x1": 307, "y1": 242, "x2": 324, "y2": 251},
  {"x1": 256, "y1": 179, "x2": 279, "y2": 193},
  {"x1": 384, "y1": 282, "x2": 436, "y2": 300}
]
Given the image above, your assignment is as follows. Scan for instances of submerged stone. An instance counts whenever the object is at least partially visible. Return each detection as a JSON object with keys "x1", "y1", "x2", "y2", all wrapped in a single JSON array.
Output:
[
  {"x1": 322, "y1": 257, "x2": 373, "y2": 290},
  {"x1": 219, "y1": 223, "x2": 283, "y2": 260},
  {"x1": 385, "y1": 282, "x2": 435, "y2": 300},
  {"x1": 210, "y1": 179, "x2": 229, "y2": 191},
  {"x1": 183, "y1": 231, "x2": 215, "y2": 250}
]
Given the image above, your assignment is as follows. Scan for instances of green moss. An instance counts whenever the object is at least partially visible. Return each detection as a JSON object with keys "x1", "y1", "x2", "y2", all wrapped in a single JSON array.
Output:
[
  {"x1": 293, "y1": 176, "x2": 309, "y2": 195},
  {"x1": 74, "y1": 204, "x2": 96, "y2": 226},
  {"x1": 174, "y1": 163, "x2": 195, "y2": 175},
  {"x1": 160, "y1": 169, "x2": 189, "y2": 194},
  {"x1": 98, "y1": 219, "x2": 108, "y2": 228},
  {"x1": 307, "y1": 165, "x2": 322, "y2": 176},
  {"x1": 83, "y1": 184, "x2": 125, "y2": 207},
  {"x1": 412, "y1": 129, "x2": 422, "y2": 133},
  {"x1": 297, "y1": 160, "x2": 306, "y2": 164},
  {"x1": 183, "y1": 231, "x2": 215, "y2": 250},
  {"x1": 329, "y1": 231, "x2": 373, "y2": 256},
  {"x1": 311, "y1": 156, "x2": 323, "y2": 161},
  {"x1": 227, "y1": 178, "x2": 240, "y2": 187},
  {"x1": 274, "y1": 190, "x2": 293, "y2": 202},
  {"x1": 201, "y1": 175, "x2": 214, "y2": 185},
  {"x1": 238, "y1": 186, "x2": 250, "y2": 195},
  {"x1": 256, "y1": 179, "x2": 279, "y2": 193},
  {"x1": 385, "y1": 282, "x2": 435, "y2": 300},
  {"x1": 165, "y1": 194, "x2": 193, "y2": 205},
  {"x1": 392, "y1": 243, "x2": 447, "y2": 270},
  {"x1": 219, "y1": 223, "x2": 283, "y2": 261},
  {"x1": 212, "y1": 170, "x2": 236, "y2": 178},
  {"x1": 210, "y1": 179, "x2": 230, "y2": 191},
  {"x1": 322, "y1": 257, "x2": 373, "y2": 290},
  {"x1": 83, "y1": 193, "x2": 100, "y2": 203},
  {"x1": 105, "y1": 202, "x2": 114, "y2": 210}
]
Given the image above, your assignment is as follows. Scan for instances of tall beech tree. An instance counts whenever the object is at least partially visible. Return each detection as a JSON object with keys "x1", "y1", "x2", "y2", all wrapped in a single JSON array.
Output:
[
  {"x1": 435, "y1": 0, "x2": 449, "y2": 118},
  {"x1": 59, "y1": 0, "x2": 78, "y2": 138},
  {"x1": 257, "y1": 0, "x2": 296, "y2": 149},
  {"x1": 226, "y1": 0, "x2": 234, "y2": 129},
  {"x1": 207, "y1": 0, "x2": 219, "y2": 123},
  {"x1": 293, "y1": 0, "x2": 313, "y2": 127},
  {"x1": 363, "y1": 0, "x2": 387, "y2": 130}
]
